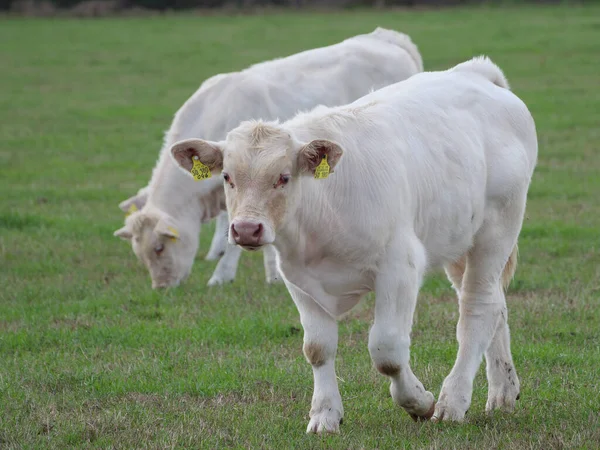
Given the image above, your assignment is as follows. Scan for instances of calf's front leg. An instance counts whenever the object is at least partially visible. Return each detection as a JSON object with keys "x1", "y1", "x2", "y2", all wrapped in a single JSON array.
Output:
[
  {"x1": 370, "y1": 237, "x2": 435, "y2": 420},
  {"x1": 287, "y1": 284, "x2": 343, "y2": 434}
]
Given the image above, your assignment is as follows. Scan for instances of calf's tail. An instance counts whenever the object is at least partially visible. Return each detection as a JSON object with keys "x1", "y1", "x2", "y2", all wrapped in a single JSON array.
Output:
[
  {"x1": 452, "y1": 55, "x2": 510, "y2": 90},
  {"x1": 502, "y1": 245, "x2": 519, "y2": 291}
]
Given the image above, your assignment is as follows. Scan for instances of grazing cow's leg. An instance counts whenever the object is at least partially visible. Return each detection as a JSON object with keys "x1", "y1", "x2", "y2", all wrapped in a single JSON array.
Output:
[
  {"x1": 205, "y1": 211, "x2": 229, "y2": 261},
  {"x1": 263, "y1": 245, "x2": 282, "y2": 284},
  {"x1": 434, "y1": 201, "x2": 525, "y2": 422},
  {"x1": 207, "y1": 244, "x2": 242, "y2": 286},
  {"x1": 287, "y1": 284, "x2": 342, "y2": 434},
  {"x1": 369, "y1": 235, "x2": 436, "y2": 420},
  {"x1": 444, "y1": 256, "x2": 520, "y2": 413}
]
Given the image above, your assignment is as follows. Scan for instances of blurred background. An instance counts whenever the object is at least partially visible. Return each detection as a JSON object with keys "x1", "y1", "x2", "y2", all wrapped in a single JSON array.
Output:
[{"x1": 5, "y1": 0, "x2": 577, "y2": 17}]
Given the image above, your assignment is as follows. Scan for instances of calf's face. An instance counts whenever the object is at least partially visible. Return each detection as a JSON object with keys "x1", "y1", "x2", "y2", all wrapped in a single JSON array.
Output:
[{"x1": 171, "y1": 123, "x2": 343, "y2": 251}]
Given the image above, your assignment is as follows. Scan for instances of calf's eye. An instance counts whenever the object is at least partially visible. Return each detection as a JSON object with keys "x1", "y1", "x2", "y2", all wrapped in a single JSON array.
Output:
[
  {"x1": 275, "y1": 174, "x2": 290, "y2": 188},
  {"x1": 223, "y1": 173, "x2": 235, "y2": 188},
  {"x1": 155, "y1": 243, "x2": 164, "y2": 254}
]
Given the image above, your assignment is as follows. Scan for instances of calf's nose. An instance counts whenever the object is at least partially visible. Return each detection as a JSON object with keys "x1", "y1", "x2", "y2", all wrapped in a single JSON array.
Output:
[{"x1": 231, "y1": 221, "x2": 263, "y2": 246}]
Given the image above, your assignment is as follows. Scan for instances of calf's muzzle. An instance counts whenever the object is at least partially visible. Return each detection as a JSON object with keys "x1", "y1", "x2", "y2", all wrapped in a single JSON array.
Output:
[{"x1": 231, "y1": 220, "x2": 264, "y2": 248}]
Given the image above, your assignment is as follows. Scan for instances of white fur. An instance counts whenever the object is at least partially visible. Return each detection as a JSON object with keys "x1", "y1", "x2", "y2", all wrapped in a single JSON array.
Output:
[
  {"x1": 116, "y1": 28, "x2": 423, "y2": 288},
  {"x1": 172, "y1": 57, "x2": 537, "y2": 431}
]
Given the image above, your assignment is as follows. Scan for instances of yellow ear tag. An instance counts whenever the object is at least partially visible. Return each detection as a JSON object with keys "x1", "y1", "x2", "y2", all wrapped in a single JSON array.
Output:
[
  {"x1": 125, "y1": 203, "x2": 138, "y2": 217},
  {"x1": 167, "y1": 226, "x2": 179, "y2": 242},
  {"x1": 314, "y1": 154, "x2": 330, "y2": 179},
  {"x1": 191, "y1": 156, "x2": 211, "y2": 181}
]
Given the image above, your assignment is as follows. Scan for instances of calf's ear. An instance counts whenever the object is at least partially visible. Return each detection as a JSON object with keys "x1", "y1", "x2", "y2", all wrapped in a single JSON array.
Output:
[
  {"x1": 170, "y1": 139, "x2": 224, "y2": 178},
  {"x1": 296, "y1": 139, "x2": 344, "y2": 176}
]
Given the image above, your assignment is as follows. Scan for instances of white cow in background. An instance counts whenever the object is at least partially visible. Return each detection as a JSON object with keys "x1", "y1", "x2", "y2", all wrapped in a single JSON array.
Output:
[
  {"x1": 171, "y1": 57, "x2": 537, "y2": 432},
  {"x1": 114, "y1": 28, "x2": 423, "y2": 289}
]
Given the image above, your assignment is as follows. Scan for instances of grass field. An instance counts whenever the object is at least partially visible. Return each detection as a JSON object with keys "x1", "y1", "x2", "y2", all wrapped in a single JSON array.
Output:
[{"x1": 1, "y1": 5, "x2": 600, "y2": 448}]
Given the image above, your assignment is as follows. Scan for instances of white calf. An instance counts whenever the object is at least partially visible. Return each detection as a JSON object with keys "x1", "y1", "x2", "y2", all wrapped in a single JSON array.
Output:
[
  {"x1": 171, "y1": 56, "x2": 537, "y2": 432},
  {"x1": 115, "y1": 27, "x2": 423, "y2": 288}
]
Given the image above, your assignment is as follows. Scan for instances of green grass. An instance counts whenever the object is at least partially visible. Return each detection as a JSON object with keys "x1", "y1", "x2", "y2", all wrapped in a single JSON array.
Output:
[{"x1": 1, "y1": 5, "x2": 600, "y2": 448}]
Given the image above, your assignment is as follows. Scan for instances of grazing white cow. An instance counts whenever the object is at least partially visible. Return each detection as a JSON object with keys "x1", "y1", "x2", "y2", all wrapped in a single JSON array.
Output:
[
  {"x1": 114, "y1": 28, "x2": 423, "y2": 289},
  {"x1": 171, "y1": 57, "x2": 538, "y2": 432}
]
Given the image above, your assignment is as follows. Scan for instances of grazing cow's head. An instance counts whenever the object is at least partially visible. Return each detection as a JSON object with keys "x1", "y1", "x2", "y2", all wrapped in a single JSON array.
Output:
[
  {"x1": 113, "y1": 208, "x2": 200, "y2": 289},
  {"x1": 170, "y1": 121, "x2": 343, "y2": 251}
]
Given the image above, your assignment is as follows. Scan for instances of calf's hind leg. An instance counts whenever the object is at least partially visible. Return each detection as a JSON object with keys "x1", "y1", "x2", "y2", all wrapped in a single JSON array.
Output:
[
  {"x1": 434, "y1": 203, "x2": 525, "y2": 422},
  {"x1": 485, "y1": 307, "x2": 520, "y2": 413},
  {"x1": 444, "y1": 255, "x2": 520, "y2": 415},
  {"x1": 369, "y1": 235, "x2": 435, "y2": 420}
]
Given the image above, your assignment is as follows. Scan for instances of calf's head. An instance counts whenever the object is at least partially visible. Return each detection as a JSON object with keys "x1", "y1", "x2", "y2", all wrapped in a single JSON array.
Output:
[
  {"x1": 171, "y1": 121, "x2": 343, "y2": 251},
  {"x1": 113, "y1": 209, "x2": 199, "y2": 289}
]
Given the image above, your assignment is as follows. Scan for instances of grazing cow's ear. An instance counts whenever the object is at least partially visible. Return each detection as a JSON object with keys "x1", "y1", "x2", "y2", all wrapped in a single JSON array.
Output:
[
  {"x1": 114, "y1": 226, "x2": 133, "y2": 241},
  {"x1": 155, "y1": 218, "x2": 179, "y2": 241},
  {"x1": 296, "y1": 139, "x2": 344, "y2": 177},
  {"x1": 170, "y1": 139, "x2": 224, "y2": 180},
  {"x1": 118, "y1": 190, "x2": 148, "y2": 213}
]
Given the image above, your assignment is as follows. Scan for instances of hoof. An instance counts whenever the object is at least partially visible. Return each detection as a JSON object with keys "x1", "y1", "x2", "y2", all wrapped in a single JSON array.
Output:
[
  {"x1": 207, "y1": 275, "x2": 235, "y2": 286},
  {"x1": 410, "y1": 401, "x2": 436, "y2": 422},
  {"x1": 432, "y1": 402, "x2": 466, "y2": 423},
  {"x1": 306, "y1": 407, "x2": 343, "y2": 434}
]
